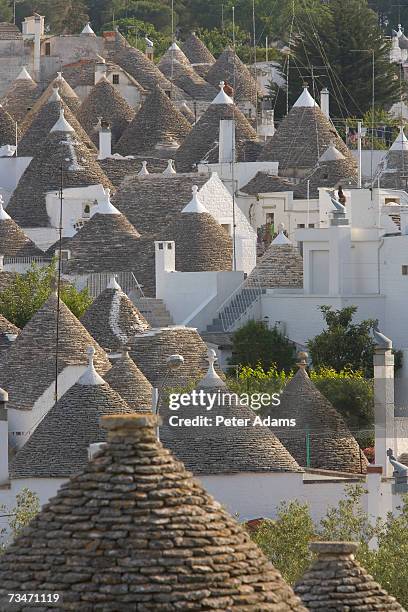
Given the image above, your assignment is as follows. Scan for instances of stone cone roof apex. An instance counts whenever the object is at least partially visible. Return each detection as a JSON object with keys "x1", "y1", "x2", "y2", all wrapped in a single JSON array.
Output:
[
  {"x1": 77, "y1": 346, "x2": 105, "y2": 386},
  {"x1": 16, "y1": 66, "x2": 34, "y2": 81},
  {"x1": 319, "y1": 143, "x2": 345, "y2": 162},
  {"x1": 48, "y1": 87, "x2": 61, "y2": 103},
  {"x1": 163, "y1": 159, "x2": 176, "y2": 175},
  {"x1": 293, "y1": 86, "x2": 318, "y2": 108},
  {"x1": 138, "y1": 160, "x2": 149, "y2": 176},
  {"x1": 197, "y1": 349, "x2": 227, "y2": 389},
  {"x1": 170, "y1": 41, "x2": 181, "y2": 51},
  {"x1": 212, "y1": 81, "x2": 233, "y2": 105},
  {"x1": 107, "y1": 275, "x2": 121, "y2": 290},
  {"x1": 0, "y1": 195, "x2": 10, "y2": 220},
  {"x1": 272, "y1": 224, "x2": 291, "y2": 245},
  {"x1": 390, "y1": 126, "x2": 408, "y2": 151},
  {"x1": 50, "y1": 108, "x2": 74, "y2": 133},
  {"x1": 182, "y1": 185, "x2": 207, "y2": 213},
  {"x1": 93, "y1": 188, "x2": 121, "y2": 215},
  {"x1": 81, "y1": 22, "x2": 95, "y2": 35}
]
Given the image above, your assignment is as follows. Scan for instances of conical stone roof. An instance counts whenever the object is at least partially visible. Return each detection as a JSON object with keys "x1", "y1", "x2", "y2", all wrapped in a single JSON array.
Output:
[
  {"x1": 0, "y1": 412, "x2": 306, "y2": 611},
  {"x1": 104, "y1": 349, "x2": 153, "y2": 412},
  {"x1": 21, "y1": 73, "x2": 80, "y2": 133},
  {"x1": 158, "y1": 44, "x2": 217, "y2": 101},
  {"x1": 80, "y1": 278, "x2": 150, "y2": 351},
  {"x1": 295, "y1": 542, "x2": 404, "y2": 610},
  {"x1": 63, "y1": 195, "x2": 141, "y2": 275},
  {"x1": 18, "y1": 91, "x2": 96, "y2": 156},
  {"x1": 182, "y1": 31, "x2": 215, "y2": 66},
  {"x1": 294, "y1": 144, "x2": 358, "y2": 198},
  {"x1": 0, "y1": 293, "x2": 111, "y2": 412},
  {"x1": 267, "y1": 367, "x2": 368, "y2": 473},
  {"x1": 376, "y1": 127, "x2": 408, "y2": 189},
  {"x1": 7, "y1": 117, "x2": 113, "y2": 227},
  {"x1": 115, "y1": 86, "x2": 192, "y2": 157},
  {"x1": 1, "y1": 68, "x2": 40, "y2": 122},
  {"x1": 114, "y1": 45, "x2": 188, "y2": 100},
  {"x1": 246, "y1": 238, "x2": 303, "y2": 289},
  {"x1": 175, "y1": 91, "x2": 259, "y2": 172},
  {"x1": 77, "y1": 76, "x2": 136, "y2": 145},
  {"x1": 160, "y1": 355, "x2": 302, "y2": 475},
  {"x1": 206, "y1": 46, "x2": 261, "y2": 105},
  {"x1": 258, "y1": 87, "x2": 354, "y2": 175},
  {"x1": 10, "y1": 348, "x2": 134, "y2": 479},
  {"x1": 161, "y1": 210, "x2": 233, "y2": 273},
  {"x1": 130, "y1": 326, "x2": 222, "y2": 388},
  {"x1": 0, "y1": 104, "x2": 19, "y2": 146},
  {"x1": 0, "y1": 197, "x2": 45, "y2": 257}
]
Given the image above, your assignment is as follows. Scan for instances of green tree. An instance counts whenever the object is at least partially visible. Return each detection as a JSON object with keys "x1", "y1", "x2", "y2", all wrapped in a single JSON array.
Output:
[
  {"x1": 250, "y1": 500, "x2": 316, "y2": 584},
  {"x1": 0, "y1": 261, "x2": 92, "y2": 328},
  {"x1": 0, "y1": 0, "x2": 12, "y2": 21},
  {"x1": 0, "y1": 488, "x2": 40, "y2": 551},
  {"x1": 307, "y1": 306, "x2": 378, "y2": 377},
  {"x1": 230, "y1": 320, "x2": 297, "y2": 372},
  {"x1": 269, "y1": 0, "x2": 401, "y2": 119}
]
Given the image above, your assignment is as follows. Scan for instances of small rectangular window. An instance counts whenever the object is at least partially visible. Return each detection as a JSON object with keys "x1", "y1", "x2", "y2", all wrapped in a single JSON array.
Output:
[
  {"x1": 45, "y1": 42, "x2": 51, "y2": 56},
  {"x1": 298, "y1": 223, "x2": 305, "y2": 228},
  {"x1": 402, "y1": 265, "x2": 408, "y2": 275},
  {"x1": 308, "y1": 223, "x2": 315, "y2": 228},
  {"x1": 112, "y1": 74, "x2": 120, "y2": 85}
]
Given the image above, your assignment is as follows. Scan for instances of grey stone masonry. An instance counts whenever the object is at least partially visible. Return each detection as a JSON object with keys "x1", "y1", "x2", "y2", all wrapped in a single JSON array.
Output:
[
  {"x1": 0, "y1": 413, "x2": 307, "y2": 611},
  {"x1": 295, "y1": 541, "x2": 405, "y2": 610}
]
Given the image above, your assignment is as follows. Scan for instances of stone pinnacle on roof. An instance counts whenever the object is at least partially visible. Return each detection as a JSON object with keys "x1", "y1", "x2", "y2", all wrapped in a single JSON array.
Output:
[
  {"x1": 182, "y1": 184, "x2": 208, "y2": 213},
  {"x1": 48, "y1": 87, "x2": 61, "y2": 103},
  {"x1": 293, "y1": 85, "x2": 318, "y2": 108},
  {"x1": 50, "y1": 107, "x2": 75, "y2": 133},
  {"x1": 77, "y1": 76, "x2": 136, "y2": 145},
  {"x1": 80, "y1": 277, "x2": 150, "y2": 352},
  {"x1": 16, "y1": 66, "x2": 33, "y2": 81},
  {"x1": 272, "y1": 223, "x2": 292, "y2": 245},
  {"x1": 390, "y1": 125, "x2": 408, "y2": 151},
  {"x1": 115, "y1": 86, "x2": 192, "y2": 157},
  {"x1": 0, "y1": 293, "x2": 111, "y2": 412},
  {"x1": 77, "y1": 346, "x2": 105, "y2": 386},
  {"x1": 0, "y1": 412, "x2": 306, "y2": 610},
  {"x1": 81, "y1": 22, "x2": 95, "y2": 35},
  {"x1": 138, "y1": 160, "x2": 149, "y2": 176},
  {"x1": 0, "y1": 195, "x2": 9, "y2": 220},
  {"x1": 162, "y1": 158, "x2": 176, "y2": 175},
  {"x1": 0, "y1": 313, "x2": 19, "y2": 357},
  {"x1": 212, "y1": 80, "x2": 234, "y2": 105},
  {"x1": 295, "y1": 541, "x2": 405, "y2": 610},
  {"x1": 318, "y1": 142, "x2": 345, "y2": 162},
  {"x1": 198, "y1": 348, "x2": 226, "y2": 389},
  {"x1": 104, "y1": 347, "x2": 153, "y2": 412},
  {"x1": 93, "y1": 188, "x2": 121, "y2": 215}
]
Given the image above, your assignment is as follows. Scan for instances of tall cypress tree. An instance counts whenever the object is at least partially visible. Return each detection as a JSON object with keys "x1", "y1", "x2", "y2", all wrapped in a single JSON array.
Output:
[{"x1": 270, "y1": 0, "x2": 401, "y2": 119}]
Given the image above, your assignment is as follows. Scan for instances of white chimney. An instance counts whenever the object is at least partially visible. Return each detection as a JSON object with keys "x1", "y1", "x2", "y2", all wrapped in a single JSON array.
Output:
[
  {"x1": 320, "y1": 88, "x2": 330, "y2": 119},
  {"x1": 219, "y1": 119, "x2": 235, "y2": 164},
  {"x1": 0, "y1": 254, "x2": 3, "y2": 271},
  {"x1": 98, "y1": 124, "x2": 112, "y2": 160},
  {"x1": 373, "y1": 330, "x2": 395, "y2": 478},
  {"x1": 155, "y1": 240, "x2": 175, "y2": 299},
  {"x1": 0, "y1": 387, "x2": 9, "y2": 485}
]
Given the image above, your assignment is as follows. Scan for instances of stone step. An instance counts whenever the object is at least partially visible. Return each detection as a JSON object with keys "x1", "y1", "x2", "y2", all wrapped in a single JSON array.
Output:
[{"x1": 132, "y1": 298, "x2": 174, "y2": 328}]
